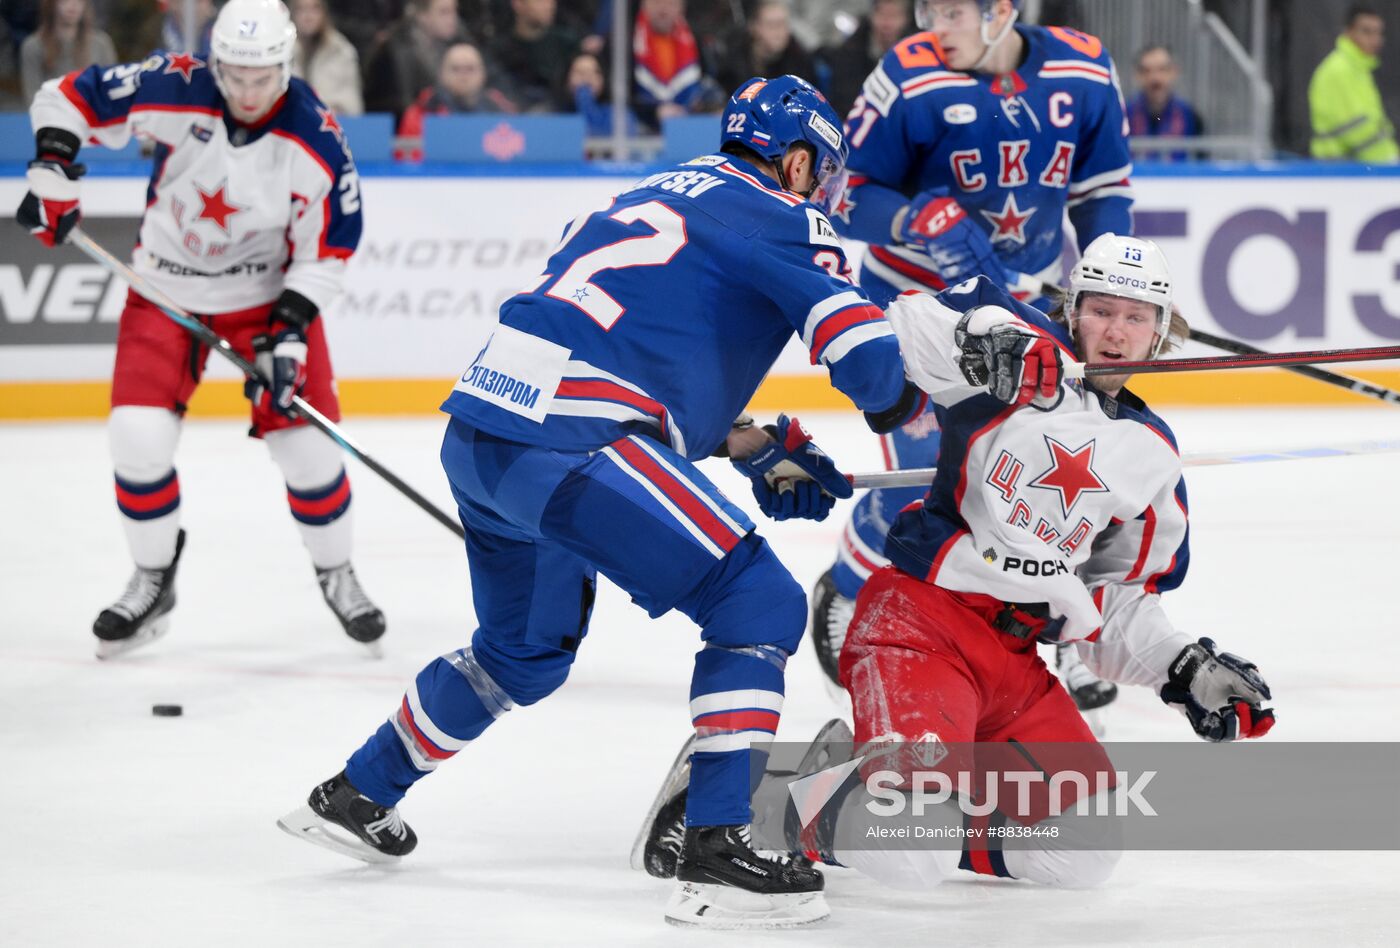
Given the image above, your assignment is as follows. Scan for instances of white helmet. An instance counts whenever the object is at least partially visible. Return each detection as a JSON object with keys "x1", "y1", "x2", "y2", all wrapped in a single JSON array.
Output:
[
  {"x1": 210, "y1": 0, "x2": 297, "y2": 99},
  {"x1": 1066, "y1": 234, "x2": 1174, "y2": 357}
]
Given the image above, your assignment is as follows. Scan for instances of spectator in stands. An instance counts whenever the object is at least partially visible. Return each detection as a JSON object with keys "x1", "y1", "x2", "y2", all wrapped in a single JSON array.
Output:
[
  {"x1": 1, "y1": 19, "x2": 20, "y2": 110},
  {"x1": 326, "y1": 0, "x2": 400, "y2": 63},
  {"x1": 494, "y1": 0, "x2": 580, "y2": 112},
  {"x1": 557, "y1": 49, "x2": 636, "y2": 138},
  {"x1": 1126, "y1": 45, "x2": 1202, "y2": 162},
  {"x1": 713, "y1": 0, "x2": 816, "y2": 97},
  {"x1": 631, "y1": 0, "x2": 719, "y2": 131},
  {"x1": 790, "y1": 0, "x2": 871, "y2": 53},
  {"x1": 158, "y1": 0, "x2": 215, "y2": 57},
  {"x1": 292, "y1": 0, "x2": 364, "y2": 115},
  {"x1": 19, "y1": 0, "x2": 116, "y2": 102},
  {"x1": 365, "y1": 0, "x2": 466, "y2": 119},
  {"x1": 397, "y1": 39, "x2": 515, "y2": 158},
  {"x1": 1310, "y1": 2, "x2": 1398, "y2": 164},
  {"x1": 820, "y1": 0, "x2": 908, "y2": 116}
]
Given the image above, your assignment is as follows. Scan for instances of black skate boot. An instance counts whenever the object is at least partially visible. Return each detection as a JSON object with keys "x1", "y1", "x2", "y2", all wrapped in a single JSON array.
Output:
[
  {"x1": 665, "y1": 825, "x2": 828, "y2": 928},
  {"x1": 1056, "y1": 642, "x2": 1119, "y2": 712},
  {"x1": 92, "y1": 529, "x2": 186, "y2": 660},
  {"x1": 637, "y1": 720, "x2": 852, "y2": 881},
  {"x1": 317, "y1": 563, "x2": 386, "y2": 653},
  {"x1": 809, "y1": 569, "x2": 854, "y2": 689},
  {"x1": 277, "y1": 770, "x2": 417, "y2": 864}
]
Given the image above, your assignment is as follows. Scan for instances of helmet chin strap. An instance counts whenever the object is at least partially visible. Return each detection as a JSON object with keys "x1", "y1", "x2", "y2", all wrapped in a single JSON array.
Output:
[{"x1": 970, "y1": 7, "x2": 1020, "y2": 71}]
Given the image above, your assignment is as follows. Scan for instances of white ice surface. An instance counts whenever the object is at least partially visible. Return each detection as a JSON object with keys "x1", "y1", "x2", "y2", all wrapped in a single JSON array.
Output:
[{"x1": 2, "y1": 408, "x2": 1399, "y2": 947}]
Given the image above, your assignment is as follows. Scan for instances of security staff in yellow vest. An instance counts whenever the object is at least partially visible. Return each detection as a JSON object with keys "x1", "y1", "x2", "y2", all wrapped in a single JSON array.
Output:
[{"x1": 1310, "y1": 2, "x2": 1399, "y2": 164}]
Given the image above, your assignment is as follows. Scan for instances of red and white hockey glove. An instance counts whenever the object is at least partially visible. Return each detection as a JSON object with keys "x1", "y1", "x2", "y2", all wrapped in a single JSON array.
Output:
[
  {"x1": 954, "y1": 305, "x2": 1064, "y2": 407},
  {"x1": 18, "y1": 160, "x2": 86, "y2": 248},
  {"x1": 1160, "y1": 638, "x2": 1276, "y2": 742},
  {"x1": 246, "y1": 330, "x2": 308, "y2": 417}
]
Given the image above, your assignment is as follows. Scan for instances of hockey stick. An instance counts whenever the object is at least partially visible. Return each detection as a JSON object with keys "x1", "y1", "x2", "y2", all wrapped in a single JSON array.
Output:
[
  {"x1": 847, "y1": 437, "x2": 1400, "y2": 489},
  {"x1": 1024, "y1": 277, "x2": 1400, "y2": 405},
  {"x1": 68, "y1": 227, "x2": 467, "y2": 541},
  {"x1": 1065, "y1": 343, "x2": 1400, "y2": 379}
]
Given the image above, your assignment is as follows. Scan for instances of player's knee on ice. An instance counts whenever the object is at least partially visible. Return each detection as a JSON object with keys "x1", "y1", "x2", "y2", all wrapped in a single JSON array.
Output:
[
  {"x1": 109, "y1": 406, "x2": 180, "y2": 481},
  {"x1": 1001, "y1": 790, "x2": 1124, "y2": 888},
  {"x1": 684, "y1": 534, "x2": 807, "y2": 654}
]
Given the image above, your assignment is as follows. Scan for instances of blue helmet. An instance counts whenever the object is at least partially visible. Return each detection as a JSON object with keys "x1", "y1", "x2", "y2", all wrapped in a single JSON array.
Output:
[{"x1": 720, "y1": 75, "x2": 849, "y2": 216}]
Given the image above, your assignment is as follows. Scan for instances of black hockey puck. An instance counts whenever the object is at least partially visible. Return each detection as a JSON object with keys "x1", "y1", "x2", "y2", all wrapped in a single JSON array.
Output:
[{"x1": 152, "y1": 704, "x2": 183, "y2": 717}]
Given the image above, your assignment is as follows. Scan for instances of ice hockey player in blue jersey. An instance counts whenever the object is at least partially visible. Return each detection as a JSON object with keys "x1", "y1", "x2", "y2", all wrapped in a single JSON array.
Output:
[
  {"x1": 278, "y1": 75, "x2": 925, "y2": 930},
  {"x1": 812, "y1": 0, "x2": 1134, "y2": 713}
]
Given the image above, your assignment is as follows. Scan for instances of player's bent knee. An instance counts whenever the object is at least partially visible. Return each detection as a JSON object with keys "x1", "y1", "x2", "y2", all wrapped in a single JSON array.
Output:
[
  {"x1": 694, "y1": 536, "x2": 807, "y2": 654},
  {"x1": 265, "y1": 425, "x2": 344, "y2": 489},
  {"x1": 470, "y1": 633, "x2": 576, "y2": 706},
  {"x1": 108, "y1": 405, "x2": 181, "y2": 480},
  {"x1": 1008, "y1": 846, "x2": 1121, "y2": 888}
]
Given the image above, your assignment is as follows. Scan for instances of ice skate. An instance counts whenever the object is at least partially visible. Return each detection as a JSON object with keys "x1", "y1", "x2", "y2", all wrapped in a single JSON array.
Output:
[
  {"x1": 277, "y1": 770, "x2": 416, "y2": 865},
  {"x1": 637, "y1": 719, "x2": 853, "y2": 880},
  {"x1": 92, "y1": 530, "x2": 186, "y2": 660},
  {"x1": 317, "y1": 563, "x2": 386, "y2": 655},
  {"x1": 809, "y1": 569, "x2": 854, "y2": 690},
  {"x1": 665, "y1": 824, "x2": 828, "y2": 929},
  {"x1": 1056, "y1": 642, "x2": 1119, "y2": 711}
]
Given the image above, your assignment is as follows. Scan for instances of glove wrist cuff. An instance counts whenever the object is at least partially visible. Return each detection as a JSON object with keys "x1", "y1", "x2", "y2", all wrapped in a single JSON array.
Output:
[
  {"x1": 35, "y1": 127, "x2": 81, "y2": 164},
  {"x1": 271, "y1": 288, "x2": 318, "y2": 332}
]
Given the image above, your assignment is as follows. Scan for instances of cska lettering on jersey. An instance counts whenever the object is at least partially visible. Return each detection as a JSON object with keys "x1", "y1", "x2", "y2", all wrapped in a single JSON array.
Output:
[
  {"x1": 839, "y1": 25, "x2": 1133, "y2": 297},
  {"x1": 29, "y1": 52, "x2": 362, "y2": 316}
]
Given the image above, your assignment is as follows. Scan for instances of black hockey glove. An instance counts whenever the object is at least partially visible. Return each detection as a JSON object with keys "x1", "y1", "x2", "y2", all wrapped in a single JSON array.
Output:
[
  {"x1": 246, "y1": 330, "x2": 308, "y2": 417},
  {"x1": 1160, "y1": 637, "x2": 1276, "y2": 742},
  {"x1": 955, "y1": 306, "x2": 1064, "y2": 407}
]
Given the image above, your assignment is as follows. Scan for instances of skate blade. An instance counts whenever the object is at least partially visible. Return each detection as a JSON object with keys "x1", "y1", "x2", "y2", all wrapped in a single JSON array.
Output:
[
  {"x1": 357, "y1": 638, "x2": 384, "y2": 660},
  {"x1": 630, "y1": 734, "x2": 695, "y2": 872},
  {"x1": 276, "y1": 803, "x2": 401, "y2": 866},
  {"x1": 664, "y1": 881, "x2": 829, "y2": 930},
  {"x1": 1083, "y1": 707, "x2": 1107, "y2": 738},
  {"x1": 94, "y1": 616, "x2": 170, "y2": 661}
]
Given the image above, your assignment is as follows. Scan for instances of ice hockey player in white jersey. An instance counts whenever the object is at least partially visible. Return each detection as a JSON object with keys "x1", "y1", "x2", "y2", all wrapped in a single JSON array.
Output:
[
  {"x1": 17, "y1": 0, "x2": 383, "y2": 658},
  {"x1": 638, "y1": 234, "x2": 1276, "y2": 900}
]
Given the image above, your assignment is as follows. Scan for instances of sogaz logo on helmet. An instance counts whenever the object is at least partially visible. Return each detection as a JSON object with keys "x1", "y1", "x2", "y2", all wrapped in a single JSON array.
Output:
[
  {"x1": 239, "y1": 20, "x2": 259, "y2": 37},
  {"x1": 943, "y1": 104, "x2": 977, "y2": 125},
  {"x1": 1108, "y1": 273, "x2": 1149, "y2": 290},
  {"x1": 807, "y1": 113, "x2": 843, "y2": 152}
]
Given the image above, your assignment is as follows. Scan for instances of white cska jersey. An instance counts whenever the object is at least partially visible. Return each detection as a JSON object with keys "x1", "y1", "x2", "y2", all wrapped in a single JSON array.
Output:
[
  {"x1": 883, "y1": 277, "x2": 1194, "y2": 688},
  {"x1": 31, "y1": 52, "x2": 362, "y2": 315}
]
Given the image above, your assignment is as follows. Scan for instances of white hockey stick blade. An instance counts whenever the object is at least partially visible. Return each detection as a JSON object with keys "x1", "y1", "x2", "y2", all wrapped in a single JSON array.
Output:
[
  {"x1": 630, "y1": 734, "x2": 695, "y2": 872},
  {"x1": 94, "y1": 615, "x2": 171, "y2": 660},
  {"x1": 664, "y1": 881, "x2": 830, "y2": 929},
  {"x1": 276, "y1": 804, "x2": 402, "y2": 866},
  {"x1": 848, "y1": 437, "x2": 1400, "y2": 490}
]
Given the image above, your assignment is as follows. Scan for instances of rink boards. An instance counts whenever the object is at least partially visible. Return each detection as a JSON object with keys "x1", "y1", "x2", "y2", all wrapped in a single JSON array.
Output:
[{"x1": 2, "y1": 164, "x2": 1399, "y2": 418}]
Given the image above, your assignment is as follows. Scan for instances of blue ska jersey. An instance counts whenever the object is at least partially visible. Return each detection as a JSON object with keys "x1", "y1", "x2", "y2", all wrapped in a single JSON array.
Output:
[
  {"x1": 880, "y1": 277, "x2": 1190, "y2": 647},
  {"x1": 837, "y1": 25, "x2": 1133, "y2": 297},
  {"x1": 443, "y1": 154, "x2": 907, "y2": 461}
]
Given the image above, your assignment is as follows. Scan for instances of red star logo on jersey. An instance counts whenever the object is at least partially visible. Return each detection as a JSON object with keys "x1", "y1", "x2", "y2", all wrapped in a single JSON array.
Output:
[
  {"x1": 980, "y1": 192, "x2": 1036, "y2": 245},
  {"x1": 194, "y1": 180, "x2": 246, "y2": 235},
  {"x1": 832, "y1": 189, "x2": 856, "y2": 225},
  {"x1": 164, "y1": 52, "x2": 205, "y2": 83},
  {"x1": 316, "y1": 105, "x2": 345, "y2": 142},
  {"x1": 1027, "y1": 436, "x2": 1109, "y2": 518}
]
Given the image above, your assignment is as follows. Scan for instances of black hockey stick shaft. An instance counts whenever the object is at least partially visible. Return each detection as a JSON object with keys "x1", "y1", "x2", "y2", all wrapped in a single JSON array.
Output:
[
  {"x1": 1070, "y1": 343, "x2": 1400, "y2": 379},
  {"x1": 1028, "y1": 277, "x2": 1400, "y2": 404},
  {"x1": 69, "y1": 228, "x2": 466, "y2": 540},
  {"x1": 1184, "y1": 328, "x2": 1400, "y2": 405}
]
